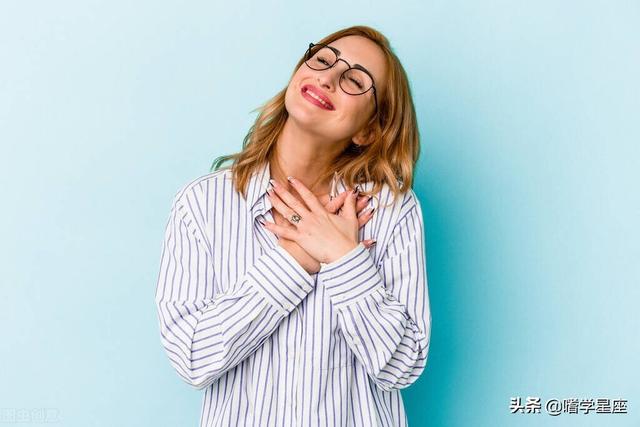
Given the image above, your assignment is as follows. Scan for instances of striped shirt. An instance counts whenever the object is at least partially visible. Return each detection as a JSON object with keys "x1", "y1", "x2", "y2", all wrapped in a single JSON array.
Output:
[{"x1": 154, "y1": 160, "x2": 432, "y2": 426}]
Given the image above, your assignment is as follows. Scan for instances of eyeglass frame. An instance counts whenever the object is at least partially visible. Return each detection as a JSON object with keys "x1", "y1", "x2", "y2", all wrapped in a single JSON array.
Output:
[{"x1": 304, "y1": 42, "x2": 379, "y2": 115}]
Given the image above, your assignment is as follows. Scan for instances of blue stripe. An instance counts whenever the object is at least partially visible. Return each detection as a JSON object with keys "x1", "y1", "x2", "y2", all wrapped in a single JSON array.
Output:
[{"x1": 154, "y1": 161, "x2": 432, "y2": 425}]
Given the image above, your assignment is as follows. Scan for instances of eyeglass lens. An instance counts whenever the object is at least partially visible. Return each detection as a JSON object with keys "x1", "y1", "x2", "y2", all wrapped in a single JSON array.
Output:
[{"x1": 305, "y1": 45, "x2": 373, "y2": 95}]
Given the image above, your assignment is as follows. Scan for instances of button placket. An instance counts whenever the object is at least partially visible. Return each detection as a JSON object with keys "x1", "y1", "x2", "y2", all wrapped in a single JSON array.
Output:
[
  {"x1": 294, "y1": 295, "x2": 306, "y2": 426},
  {"x1": 287, "y1": 308, "x2": 298, "y2": 423}
]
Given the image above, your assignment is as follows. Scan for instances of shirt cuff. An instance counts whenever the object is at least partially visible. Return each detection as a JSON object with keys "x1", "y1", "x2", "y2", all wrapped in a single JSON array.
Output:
[
  {"x1": 319, "y1": 242, "x2": 383, "y2": 308},
  {"x1": 249, "y1": 243, "x2": 315, "y2": 314}
]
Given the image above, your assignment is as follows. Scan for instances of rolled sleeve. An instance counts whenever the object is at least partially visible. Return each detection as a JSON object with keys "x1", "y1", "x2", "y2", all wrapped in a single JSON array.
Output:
[
  {"x1": 247, "y1": 242, "x2": 316, "y2": 314},
  {"x1": 319, "y1": 243, "x2": 383, "y2": 308}
]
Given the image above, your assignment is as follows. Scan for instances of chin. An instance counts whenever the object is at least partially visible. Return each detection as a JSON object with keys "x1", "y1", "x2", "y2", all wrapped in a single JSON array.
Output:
[
  {"x1": 283, "y1": 87, "x2": 353, "y2": 140},
  {"x1": 288, "y1": 109, "x2": 330, "y2": 135},
  {"x1": 285, "y1": 93, "x2": 324, "y2": 125}
]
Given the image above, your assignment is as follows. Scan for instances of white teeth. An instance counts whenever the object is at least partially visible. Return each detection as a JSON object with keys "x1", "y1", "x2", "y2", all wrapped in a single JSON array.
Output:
[{"x1": 306, "y1": 89, "x2": 331, "y2": 109}]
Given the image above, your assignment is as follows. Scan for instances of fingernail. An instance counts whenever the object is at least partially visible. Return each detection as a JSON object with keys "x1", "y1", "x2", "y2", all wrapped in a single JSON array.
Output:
[
  {"x1": 287, "y1": 176, "x2": 295, "y2": 183},
  {"x1": 269, "y1": 179, "x2": 278, "y2": 187},
  {"x1": 370, "y1": 240, "x2": 377, "y2": 246},
  {"x1": 258, "y1": 219, "x2": 265, "y2": 225}
]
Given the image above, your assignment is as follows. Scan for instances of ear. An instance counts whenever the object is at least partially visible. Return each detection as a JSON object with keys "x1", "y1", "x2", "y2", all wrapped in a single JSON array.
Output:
[{"x1": 351, "y1": 125, "x2": 374, "y2": 148}]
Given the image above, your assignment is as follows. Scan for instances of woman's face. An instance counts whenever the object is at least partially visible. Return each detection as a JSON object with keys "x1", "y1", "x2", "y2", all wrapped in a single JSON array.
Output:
[{"x1": 284, "y1": 35, "x2": 387, "y2": 145}]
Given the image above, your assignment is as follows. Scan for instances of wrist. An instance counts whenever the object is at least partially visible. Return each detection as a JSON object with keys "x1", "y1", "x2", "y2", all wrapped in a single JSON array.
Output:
[{"x1": 325, "y1": 239, "x2": 359, "y2": 264}]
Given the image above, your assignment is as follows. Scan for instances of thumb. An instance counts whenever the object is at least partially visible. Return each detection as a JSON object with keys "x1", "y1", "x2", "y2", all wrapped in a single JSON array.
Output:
[
  {"x1": 362, "y1": 239, "x2": 377, "y2": 249},
  {"x1": 323, "y1": 191, "x2": 350, "y2": 214},
  {"x1": 343, "y1": 187, "x2": 358, "y2": 218}
]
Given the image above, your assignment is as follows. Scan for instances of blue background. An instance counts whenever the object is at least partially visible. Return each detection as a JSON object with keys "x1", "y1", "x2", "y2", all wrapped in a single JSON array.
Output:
[{"x1": 1, "y1": 1, "x2": 638, "y2": 426}]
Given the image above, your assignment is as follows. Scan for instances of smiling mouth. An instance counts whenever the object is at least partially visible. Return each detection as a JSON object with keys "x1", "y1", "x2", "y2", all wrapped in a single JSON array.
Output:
[{"x1": 301, "y1": 86, "x2": 334, "y2": 110}]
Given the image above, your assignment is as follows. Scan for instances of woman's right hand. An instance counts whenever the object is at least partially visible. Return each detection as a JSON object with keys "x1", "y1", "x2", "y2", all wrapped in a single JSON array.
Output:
[{"x1": 272, "y1": 190, "x2": 376, "y2": 275}]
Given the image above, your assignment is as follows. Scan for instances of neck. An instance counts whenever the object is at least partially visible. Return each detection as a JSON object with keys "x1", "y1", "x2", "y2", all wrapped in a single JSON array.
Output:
[{"x1": 270, "y1": 118, "x2": 350, "y2": 196}]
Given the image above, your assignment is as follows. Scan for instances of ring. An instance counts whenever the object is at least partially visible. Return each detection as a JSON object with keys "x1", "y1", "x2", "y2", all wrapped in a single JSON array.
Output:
[{"x1": 289, "y1": 213, "x2": 302, "y2": 224}]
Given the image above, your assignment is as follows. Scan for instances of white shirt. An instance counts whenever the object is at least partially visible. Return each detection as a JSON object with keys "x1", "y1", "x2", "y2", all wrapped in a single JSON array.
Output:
[{"x1": 154, "y1": 161, "x2": 432, "y2": 426}]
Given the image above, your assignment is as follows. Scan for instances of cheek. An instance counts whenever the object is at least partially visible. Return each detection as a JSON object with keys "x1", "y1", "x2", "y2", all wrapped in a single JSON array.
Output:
[
  {"x1": 284, "y1": 71, "x2": 305, "y2": 97},
  {"x1": 334, "y1": 98, "x2": 370, "y2": 127},
  {"x1": 285, "y1": 72, "x2": 370, "y2": 130},
  {"x1": 291, "y1": 69, "x2": 313, "y2": 91}
]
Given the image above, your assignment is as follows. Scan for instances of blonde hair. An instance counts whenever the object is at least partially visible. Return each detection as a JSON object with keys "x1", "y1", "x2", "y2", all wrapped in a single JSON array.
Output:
[{"x1": 210, "y1": 25, "x2": 420, "y2": 205}]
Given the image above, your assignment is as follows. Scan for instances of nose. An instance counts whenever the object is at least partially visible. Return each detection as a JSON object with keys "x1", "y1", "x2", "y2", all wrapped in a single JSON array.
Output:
[
  {"x1": 316, "y1": 70, "x2": 338, "y2": 92},
  {"x1": 316, "y1": 62, "x2": 347, "y2": 92}
]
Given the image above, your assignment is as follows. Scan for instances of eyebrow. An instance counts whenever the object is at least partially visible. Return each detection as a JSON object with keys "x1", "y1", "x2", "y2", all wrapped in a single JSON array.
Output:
[{"x1": 330, "y1": 46, "x2": 375, "y2": 81}]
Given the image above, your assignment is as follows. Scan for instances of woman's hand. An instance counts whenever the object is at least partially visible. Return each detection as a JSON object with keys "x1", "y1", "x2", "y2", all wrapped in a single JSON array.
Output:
[
  {"x1": 263, "y1": 177, "x2": 375, "y2": 265},
  {"x1": 269, "y1": 190, "x2": 376, "y2": 274}
]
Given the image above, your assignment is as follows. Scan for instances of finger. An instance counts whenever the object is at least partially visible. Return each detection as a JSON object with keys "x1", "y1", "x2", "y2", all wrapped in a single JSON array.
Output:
[
  {"x1": 274, "y1": 210, "x2": 298, "y2": 231},
  {"x1": 362, "y1": 239, "x2": 377, "y2": 249},
  {"x1": 323, "y1": 190, "x2": 350, "y2": 214},
  {"x1": 260, "y1": 219, "x2": 299, "y2": 240},
  {"x1": 357, "y1": 206, "x2": 376, "y2": 227},
  {"x1": 270, "y1": 179, "x2": 311, "y2": 217},
  {"x1": 330, "y1": 191, "x2": 370, "y2": 214},
  {"x1": 342, "y1": 188, "x2": 358, "y2": 218},
  {"x1": 286, "y1": 177, "x2": 325, "y2": 213},
  {"x1": 326, "y1": 187, "x2": 362, "y2": 215},
  {"x1": 356, "y1": 194, "x2": 373, "y2": 213},
  {"x1": 268, "y1": 189, "x2": 302, "y2": 226},
  {"x1": 270, "y1": 212, "x2": 298, "y2": 243}
]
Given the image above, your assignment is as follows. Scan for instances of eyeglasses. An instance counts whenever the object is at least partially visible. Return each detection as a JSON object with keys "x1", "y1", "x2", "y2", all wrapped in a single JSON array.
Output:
[{"x1": 304, "y1": 42, "x2": 378, "y2": 115}]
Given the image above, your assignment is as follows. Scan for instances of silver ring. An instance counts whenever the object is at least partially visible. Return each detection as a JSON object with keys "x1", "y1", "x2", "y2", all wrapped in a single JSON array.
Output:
[{"x1": 289, "y1": 213, "x2": 302, "y2": 224}]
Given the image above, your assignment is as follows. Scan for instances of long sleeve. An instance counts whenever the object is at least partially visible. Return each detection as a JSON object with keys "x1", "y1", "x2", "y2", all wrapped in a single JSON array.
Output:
[
  {"x1": 318, "y1": 192, "x2": 431, "y2": 392},
  {"x1": 154, "y1": 194, "x2": 315, "y2": 390}
]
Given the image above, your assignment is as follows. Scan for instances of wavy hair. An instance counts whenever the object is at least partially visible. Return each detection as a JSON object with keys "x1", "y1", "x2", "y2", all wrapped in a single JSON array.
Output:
[{"x1": 210, "y1": 25, "x2": 420, "y2": 205}]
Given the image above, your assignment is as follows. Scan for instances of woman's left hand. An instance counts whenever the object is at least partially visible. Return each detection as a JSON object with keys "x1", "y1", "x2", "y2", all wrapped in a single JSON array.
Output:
[{"x1": 264, "y1": 177, "x2": 361, "y2": 264}]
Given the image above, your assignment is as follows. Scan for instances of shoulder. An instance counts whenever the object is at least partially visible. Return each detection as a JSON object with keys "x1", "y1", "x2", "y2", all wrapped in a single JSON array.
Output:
[
  {"x1": 171, "y1": 168, "x2": 231, "y2": 211},
  {"x1": 368, "y1": 178, "x2": 423, "y2": 223},
  {"x1": 167, "y1": 168, "x2": 234, "y2": 237},
  {"x1": 372, "y1": 182, "x2": 426, "y2": 260},
  {"x1": 165, "y1": 169, "x2": 232, "y2": 251}
]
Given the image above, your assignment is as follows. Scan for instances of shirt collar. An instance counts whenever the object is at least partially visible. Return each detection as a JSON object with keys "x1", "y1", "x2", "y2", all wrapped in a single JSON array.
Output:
[{"x1": 246, "y1": 161, "x2": 272, "y2": 218}]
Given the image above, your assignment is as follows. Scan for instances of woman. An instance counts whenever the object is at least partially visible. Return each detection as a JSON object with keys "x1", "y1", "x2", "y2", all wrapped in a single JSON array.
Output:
[{"x1": 155, "y1": 25, "x2": 431, "y2": 427}]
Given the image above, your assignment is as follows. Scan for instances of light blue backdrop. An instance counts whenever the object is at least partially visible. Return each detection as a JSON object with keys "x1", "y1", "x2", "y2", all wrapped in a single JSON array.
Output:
[{"x1": 1, "y1": 1, "x2": 638, "y2": 426}]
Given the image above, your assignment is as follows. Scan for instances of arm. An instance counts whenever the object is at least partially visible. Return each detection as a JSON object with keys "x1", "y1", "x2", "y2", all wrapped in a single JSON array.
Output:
[
  {"x1": 318, "y1": 192, "x2": 431, "y2": 392},
  {"x1": 154, "y1": 193, "x2": 315, "y2": 390}
]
